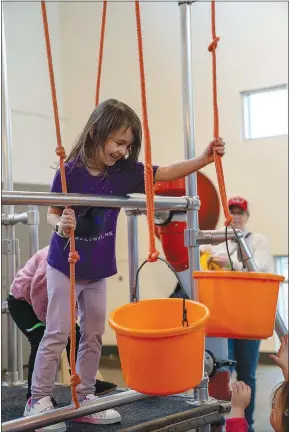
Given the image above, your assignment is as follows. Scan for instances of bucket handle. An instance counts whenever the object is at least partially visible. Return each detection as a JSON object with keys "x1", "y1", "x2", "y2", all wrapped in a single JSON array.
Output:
[{"x1": 132, "y1": 257, "x2": 189, "y2": 327}]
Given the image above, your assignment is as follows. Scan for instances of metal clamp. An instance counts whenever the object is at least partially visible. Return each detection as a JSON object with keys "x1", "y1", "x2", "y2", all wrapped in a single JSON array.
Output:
[
  {"x1": 27, "y1": 206, "x2": 39, "y2": 225},
  {"x1": 1, "y1": 239, "x2": 20, "y2": 255},
  {"x1": 125, "y1": 208, "x2": 142, "y2": 217},
  {"x1": 185, "y1": 195, "x2": 201, "y2": 211},
  {"x1": 1, "y1": 213, "x2": 28, "y2": 225},
  {"x1": 184, "y1": 228, "x2": 199, "y2": 247},
  {"x1": 186, "y1": 373, "x2": 216, "y2": 406},
  {"x1": 2, "y1": 301, "x2": 9, "y2": 314},
  {"x1": 1, "y1": 206, "x2": 39, "y2": 226}
]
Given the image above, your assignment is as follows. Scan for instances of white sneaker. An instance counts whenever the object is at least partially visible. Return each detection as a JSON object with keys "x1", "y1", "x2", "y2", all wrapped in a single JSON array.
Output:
[
  {"x1": 72, "y1": 394, "x2": 121, "y2": 425},
  {"x1": 24, "y1": 397, "x2": 66, "y2": 432}
]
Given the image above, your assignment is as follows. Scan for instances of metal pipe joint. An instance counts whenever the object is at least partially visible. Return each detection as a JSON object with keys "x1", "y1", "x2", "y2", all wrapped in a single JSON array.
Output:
[
  {"x1": 2, "y1": 212, "x2": 28, "y2": 225},
  {"x1": 125, "y1": 208, "x2": 142, "y2": 217},
  {"x1": 193, "y1": 373, "x2": 210, "y2": 404},
  {"x1": 27, "y1": 206, "x2": 40, "y2": 225},
  {"x1": 197, "y1": 229, "x2": 243, "y2": 246},
  {"x1": 2, "y1": 301, "x2": 9, "y2": 314},
  {"x1": 1, "y1": 206, "x2": 39, "y2": 226},
  {"x1": 186, "y1": 195, "x2": 201, "y2": 210}
]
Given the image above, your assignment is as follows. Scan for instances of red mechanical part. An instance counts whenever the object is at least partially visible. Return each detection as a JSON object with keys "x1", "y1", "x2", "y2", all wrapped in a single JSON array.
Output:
[
  {"x1": 158, "y1": 221, "x2": 188, "y2": 272},
  {"x1": 208, "y1": 370, "x2": 231, "y2": 401},
  {"x1": 154, "y1": 172, "x2": 220, "y2": 272}
]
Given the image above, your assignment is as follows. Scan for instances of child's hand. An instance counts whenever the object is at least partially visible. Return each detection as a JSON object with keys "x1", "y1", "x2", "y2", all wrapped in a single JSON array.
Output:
[
  {"x1": 229, "y1": 381, "x2": 251, "y2": 419},
  {"x1": 202, "y1": 138, "x2": 225, "y2": 165},
  {"x1": 269, "y1": 334, "x2": 289, "y2": 380},
  {"x1": 60, "y1": 208, "x2": 76, "y2": 236}
]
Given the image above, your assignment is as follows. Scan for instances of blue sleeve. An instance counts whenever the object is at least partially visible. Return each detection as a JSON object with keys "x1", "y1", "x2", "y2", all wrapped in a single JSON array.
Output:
[{"x1": 128, "y1": 162, "x2": 159, "y2": 194}]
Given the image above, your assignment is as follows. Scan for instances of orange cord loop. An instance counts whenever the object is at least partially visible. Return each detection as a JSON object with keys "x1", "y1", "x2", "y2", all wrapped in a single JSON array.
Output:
[
  {"x1": 70, "y1": 374, "x2": 81, "y2": 387},
  {"x1": 208, "y1": 36, "x2": 220, "y2": 52},
  {"x1": 147, "y1": 251, "x2": 160, "y2": 262},
  {"x1": 55, "y1": 146, "x2": 67, "y2": 159},
  {"x1": 68, "y1": 251, "x2": 80, "y2": 264},
  {"x1": 209, "y1": 1, "x2": 233, "y2": 228}
]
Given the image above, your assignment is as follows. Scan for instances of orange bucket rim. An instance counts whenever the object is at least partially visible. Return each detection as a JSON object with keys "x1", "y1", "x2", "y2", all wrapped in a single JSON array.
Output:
[
  {"x1": 193, "y1": 270, "x2": 285, "y2": 282},
  {"x1": 109, "y1": 298, "x2": 210, "y2": 338}
]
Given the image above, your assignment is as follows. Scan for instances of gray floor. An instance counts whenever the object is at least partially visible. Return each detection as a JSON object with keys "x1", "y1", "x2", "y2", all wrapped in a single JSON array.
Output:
[
  {"x1": 254, "y1": 365, "x2": 283, "y2": 432},
  {"x1": 99, "y1": 363, "x2": 284, "y2": 432}
]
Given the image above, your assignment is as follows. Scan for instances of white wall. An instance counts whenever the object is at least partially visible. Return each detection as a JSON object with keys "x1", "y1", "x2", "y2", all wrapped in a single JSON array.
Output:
[
  {"x1": 2, "y1": 1, "x2": 288, "y2": 350},
  {"x1": 2, "y1": 1, "x2": 65, "y2": 185}
]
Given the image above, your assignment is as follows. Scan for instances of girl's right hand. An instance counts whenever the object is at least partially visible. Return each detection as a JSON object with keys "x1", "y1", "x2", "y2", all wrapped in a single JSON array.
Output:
[{"x1": 59, "y1": 208, "x2": 76, "y2": 236}]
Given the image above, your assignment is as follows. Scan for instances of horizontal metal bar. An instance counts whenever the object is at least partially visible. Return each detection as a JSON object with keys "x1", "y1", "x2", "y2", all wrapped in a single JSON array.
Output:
[
  {"x1": 2, "y1": 390, "x2": 149, "y2": 432},
  {"x1": 123, "y1": 401, "x2": 231, "y2": 432},
  {"x1": 2, "y1": 191, "x2": 190, "y2": 212},
  {"x1": 197, "y1": 229, "x2": 243, "y2": 246}
]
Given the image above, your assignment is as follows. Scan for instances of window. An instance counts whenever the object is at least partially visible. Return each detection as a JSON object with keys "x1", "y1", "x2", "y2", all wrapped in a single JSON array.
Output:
[
  {"x1": 242, "y1": 85, "x2": 288, "y2": 140},
  {"x1": 274, "y1": 256, "x2": 288, "y2": 326}
]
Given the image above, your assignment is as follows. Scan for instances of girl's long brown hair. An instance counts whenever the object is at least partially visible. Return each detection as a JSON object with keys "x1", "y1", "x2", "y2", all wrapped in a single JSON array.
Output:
[
  {"x1": 271, "y1": 380, "x2": 289, "y2": 431},
  {"x1": 66, "y1": 99, "x2": 142, "y2": 170}
]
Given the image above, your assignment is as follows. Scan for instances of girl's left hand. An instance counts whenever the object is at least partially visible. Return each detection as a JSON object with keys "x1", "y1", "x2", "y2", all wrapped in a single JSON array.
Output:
[{"x1": 202, "y1": 138, "x2": 225, "y2": 165}]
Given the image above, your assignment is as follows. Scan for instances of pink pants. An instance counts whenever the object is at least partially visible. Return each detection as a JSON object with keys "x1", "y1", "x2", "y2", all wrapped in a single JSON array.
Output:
[{"x1": 32, "y1": 265, "x2": 107, "y2": 398}]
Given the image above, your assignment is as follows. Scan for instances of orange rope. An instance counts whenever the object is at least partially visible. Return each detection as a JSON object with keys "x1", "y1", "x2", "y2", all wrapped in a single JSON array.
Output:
[
  {"x1": 41, "y1": 1, "x2": 81, "y2": 409},
  {"x1": 208, "y1": 1, "x2": 233, "y2": 227},
  {"x1": 95, "y1": 1, "x2": 107, "y2": 107},
  {"x1": 135, "y1": 1, "x2": 159, "y2": 262}
]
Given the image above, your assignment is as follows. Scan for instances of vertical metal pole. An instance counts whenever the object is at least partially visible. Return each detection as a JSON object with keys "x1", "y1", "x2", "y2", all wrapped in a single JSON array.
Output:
[
  {"x1": 2, "y1": 7, "x2": 19, "y2": 385},
  {"x1": 126, "y1": 210, "x2": 139, "y2": 302},
  {"x1": 28, "y1": 205, "x2": 40, "y2": 257},
  {"x1": 14, "y1": 239, "x2": 24, "y2": 382},
  {"x1": 178, "y1": 3, "x2": 213, "y2": 418},
  {"x1": 179, "y1": 1, "x2": 200, "y2": 301}
]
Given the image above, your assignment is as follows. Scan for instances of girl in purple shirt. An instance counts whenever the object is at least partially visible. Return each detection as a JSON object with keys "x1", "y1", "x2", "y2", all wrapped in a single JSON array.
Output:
[{"x1": 25, "y1": 98, "x2": 225, "y2": 430}]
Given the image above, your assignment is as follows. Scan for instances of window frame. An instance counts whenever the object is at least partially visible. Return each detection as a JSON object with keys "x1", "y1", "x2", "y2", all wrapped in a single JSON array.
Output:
[
  {"x1": 241, "y1": 84, "x2": 288, "y2": 141},
  {"x1": 274, "y1": 255, "x2": 288, "y2": 326}
]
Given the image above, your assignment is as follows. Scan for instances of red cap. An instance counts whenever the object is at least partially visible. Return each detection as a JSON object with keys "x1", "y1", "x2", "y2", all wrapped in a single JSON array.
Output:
[{"x1": 228, "y1": 196, "x2": 248, "y2": 212}]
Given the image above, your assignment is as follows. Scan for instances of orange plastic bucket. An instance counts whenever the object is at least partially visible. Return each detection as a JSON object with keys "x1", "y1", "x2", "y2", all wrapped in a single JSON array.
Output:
[
  {"x1": 193, "y1": 271, "x2": 284, "y2": 339},
  {"x1": 109, "y1": 298, "x2": 210, "y2": 396}
]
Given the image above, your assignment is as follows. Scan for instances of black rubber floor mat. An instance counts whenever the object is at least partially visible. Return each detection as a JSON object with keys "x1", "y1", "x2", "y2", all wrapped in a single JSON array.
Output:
[{"x1": 2, "y1": 385, "x2": 206, "y2": 431}]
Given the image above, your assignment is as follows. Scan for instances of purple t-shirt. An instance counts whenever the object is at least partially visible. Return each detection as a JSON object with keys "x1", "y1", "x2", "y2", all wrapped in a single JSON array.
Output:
[{"x1": 47, "y1": 159, "x2": 159, "y2": 281}]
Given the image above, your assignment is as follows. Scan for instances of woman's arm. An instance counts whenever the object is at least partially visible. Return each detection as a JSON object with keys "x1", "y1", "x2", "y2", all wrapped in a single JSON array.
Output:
[
  {"x1": 251, "y1": 234, "x2": 273, "y2": 273},
  {"x1": 155, "y1": 139, "x2": 225, "y2": 182}
]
